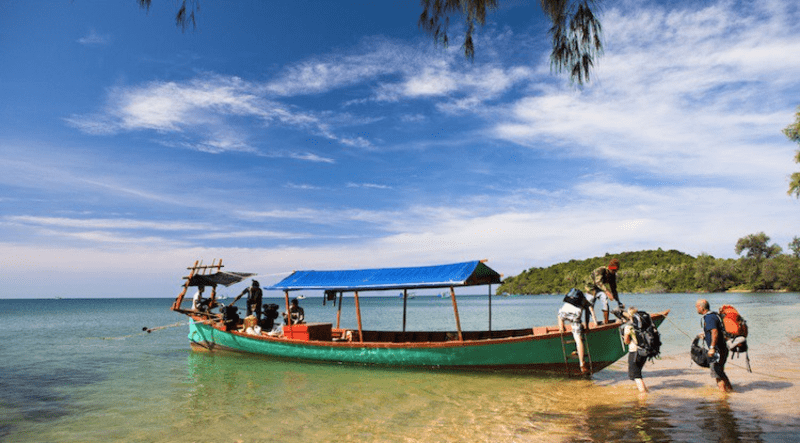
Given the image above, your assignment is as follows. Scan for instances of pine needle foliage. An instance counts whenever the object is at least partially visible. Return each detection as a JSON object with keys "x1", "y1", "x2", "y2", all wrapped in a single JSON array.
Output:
[
  {"x1": 783, "y1": 106, "x2": 800, "y2": 198},
  {"x1": 136, "y1": 1, "x2": 603, "y2": 85}
]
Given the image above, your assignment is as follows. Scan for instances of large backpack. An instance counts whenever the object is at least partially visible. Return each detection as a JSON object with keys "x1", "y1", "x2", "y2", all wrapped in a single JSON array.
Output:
[
  {"x1": 632, "y1": 311, "x2": 661, "y2": 360},
  {"x1": 719, "y1": 305, "x2": 748, "y2": 338},
  {"x1": 563, "y1": 288, "x2": 592, "y2": 310}
]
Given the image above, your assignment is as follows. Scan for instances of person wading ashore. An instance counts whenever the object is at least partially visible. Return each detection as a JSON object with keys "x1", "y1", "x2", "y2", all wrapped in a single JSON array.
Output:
[
  {"x1": 696, "y1": 298, "x2": 733, "y2": 393},
  {"x1": 622, "y1": 307, "x2": 648, "y2": 394}
]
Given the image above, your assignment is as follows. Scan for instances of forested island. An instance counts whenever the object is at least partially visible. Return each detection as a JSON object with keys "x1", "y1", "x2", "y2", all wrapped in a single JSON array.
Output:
[{"x1": 498, "y1": 233, "x2": 800, "y2": 295}]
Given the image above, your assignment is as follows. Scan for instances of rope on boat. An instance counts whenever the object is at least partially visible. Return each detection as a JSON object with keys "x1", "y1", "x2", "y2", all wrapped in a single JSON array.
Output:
[
  {"x1": 86, "y1": 321, "x2": 189, "y2": 340},
  {"x1": 88, "y1": 318, "x2": 217, "y2": 341},
  {"x1": 142, "y1": 317, "x2": 218, "y2": 333},
  {"x1": 142, "y1": 321, "x2": 191, "y2": 333}
]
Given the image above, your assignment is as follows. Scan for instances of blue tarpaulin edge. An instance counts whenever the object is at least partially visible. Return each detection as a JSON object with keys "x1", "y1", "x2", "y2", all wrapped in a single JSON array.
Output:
[{"x1": 266, "y1": 261, "x2": 501, "y2": 291}]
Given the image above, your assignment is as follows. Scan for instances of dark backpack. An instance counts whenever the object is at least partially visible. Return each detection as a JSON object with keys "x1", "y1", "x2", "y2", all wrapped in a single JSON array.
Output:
[
  {"x1": 563, "y1": 288, "x2": 592, "y2": 310},
  {"x1": 632, "y1": 311, "x2": 661, "y2": 360},
  {"x1": 690, "y1": 336, "x2": 711, "y2": 367}
]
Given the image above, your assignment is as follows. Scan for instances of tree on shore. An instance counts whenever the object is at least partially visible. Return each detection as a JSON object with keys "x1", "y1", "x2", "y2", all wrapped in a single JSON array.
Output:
[
  {"x1": 790, "y1": 236, "x2": 800, "y2": 258},
  {"x1": 784, "y1": 106, "x2": 800, "y2": 198},
  {"x1": 498, "y1": 235, "x2": 800, "y2": 294},
  {"x1": 694, "y1": 254, "x2": 737, "y2": 293},
  {"x1": 135, "y1": 0, "x2": 604, "y2": 85},
  {"x1": 734, "y1": 232, "x2": 782, "y2": 259},
  {"x1": 734, "y1": 232, "x2": 782, "y2": 290}
]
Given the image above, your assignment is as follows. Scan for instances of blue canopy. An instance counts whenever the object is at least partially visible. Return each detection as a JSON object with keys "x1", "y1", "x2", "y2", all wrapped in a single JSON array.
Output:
[{"x1": 267, "y1": 261, "x2": 501, "y2": 292}]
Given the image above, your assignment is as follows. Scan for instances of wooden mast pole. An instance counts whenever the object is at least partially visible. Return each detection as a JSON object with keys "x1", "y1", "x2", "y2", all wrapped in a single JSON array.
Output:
[
  {"x1": 402, "y1": 289, "x2": 408, "y2": 332},
  {"x1": 209, "y1": 259, "x2": 222, "y2": 307},
  {"x1": 173, "y1": 259, "x2": 199, "y2": 311},
  {"x1": 336, "y1": 292, "x2": 343, "y2": 329},
  {"x1": 450, "y1": 286, "x2": 464, "y2": 341},
  {"x1": 284, "y1": 290, "x2": 292, "y2": 339},
  {"x1": 488, "y1": 283, "x2": 492, "y2": 334},
  {"x1": 354, "y1": 291, "x2": 364, "y2": 343}
]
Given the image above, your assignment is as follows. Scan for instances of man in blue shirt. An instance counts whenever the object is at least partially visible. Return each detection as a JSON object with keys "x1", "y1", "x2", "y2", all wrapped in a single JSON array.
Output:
[{"x1": 696, "y1": 299, "x2": 733, "y2": 392}]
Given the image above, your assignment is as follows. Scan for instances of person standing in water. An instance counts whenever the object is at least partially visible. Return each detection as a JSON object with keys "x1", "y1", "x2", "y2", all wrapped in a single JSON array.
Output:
[
  {"x1": 696, "y1": 299, "x2": 733, "y2": 393},
  {"x1": 623, "y1": 307, "x2": 648, "y2": 394}
]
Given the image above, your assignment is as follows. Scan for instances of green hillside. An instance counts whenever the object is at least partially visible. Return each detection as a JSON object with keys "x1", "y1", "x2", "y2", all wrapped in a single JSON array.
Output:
[{"x1": 498, "y1": 248, "x2": 800, "y2": 295}]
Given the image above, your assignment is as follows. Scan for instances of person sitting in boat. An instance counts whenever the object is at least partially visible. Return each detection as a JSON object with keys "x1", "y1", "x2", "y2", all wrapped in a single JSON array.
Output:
[
  {"x1": 557, "y1": 289, "x2": 598, "y2": 374},
  {"x1": 283, "y1": 298, "x2": 305, "y2": 325},
  {"x1": 231, "y1": 280, "x2": 263, "y2": 320},
  {"x1": 261, "y1": 303, "x2": 280, "y2": 332},
  {"x1": 191, "y1": 286, "x2": 205, "y2": 311}
]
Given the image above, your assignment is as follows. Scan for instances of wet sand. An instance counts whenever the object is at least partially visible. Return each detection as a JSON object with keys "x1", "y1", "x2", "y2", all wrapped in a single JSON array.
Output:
[
  {"x1": 588, "y1": 341, "x2": 800, "y2": 441},
  {"x1": 601, "y1": 351, "x2": 797, "y2": 404}
]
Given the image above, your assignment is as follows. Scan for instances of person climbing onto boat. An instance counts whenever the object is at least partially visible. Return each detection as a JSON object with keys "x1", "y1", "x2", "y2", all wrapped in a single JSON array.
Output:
[
  {"x1": 695, "y1": 299, "x2": 733, "y2": 393},
  {"x1": 231, "y1": 280, "x2": 263, "y2": 320},
  {"x1": 283, "y1": 298, "x2": 305, "y2": 325},
  {"x1": 585, "y1": 258, "x2": 623, "y2": 324},
  {"x1": 557, "y1": 289, "x2": 598, "y2": 374},
  {"x1": 622, "y1": 307, "x2": 648, "y2": 394}
]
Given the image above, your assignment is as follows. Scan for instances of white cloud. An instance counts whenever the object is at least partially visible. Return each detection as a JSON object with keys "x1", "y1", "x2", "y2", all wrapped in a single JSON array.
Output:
[
  {"x1": 66, "y1": 76, "x2": 357, "y2": 159},
  {"x1": 12, "y1": 0, "x2": 799, "y2": 298},
  {"x1": 490, "y1": 0, "x2": 800, "y2": 181},
  {"x1": 5, "y1": 216, "x2": 211, "y2": 231},
  {"x1": 346, "y1": 182, "x2": 392, "y2": 190},
  {"x1": 77, "y1": 30, "x2": 110, "y2": 46}
]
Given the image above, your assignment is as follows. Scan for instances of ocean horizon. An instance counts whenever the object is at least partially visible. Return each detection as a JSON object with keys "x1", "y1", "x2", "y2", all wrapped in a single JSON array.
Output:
[{"x1": 3, "y1": 292, "x2": 799, "y2": 442}]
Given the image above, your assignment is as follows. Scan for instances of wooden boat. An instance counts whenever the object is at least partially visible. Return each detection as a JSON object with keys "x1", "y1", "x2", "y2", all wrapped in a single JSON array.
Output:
[{"x1": 171, "y1": 260, "x2": 668, "y2": 375}]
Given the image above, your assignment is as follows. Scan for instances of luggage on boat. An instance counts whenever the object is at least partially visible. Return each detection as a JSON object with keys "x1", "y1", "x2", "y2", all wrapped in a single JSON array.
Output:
[{"x1": 220, "y1": 305, "x2": 240, "y2": 330}]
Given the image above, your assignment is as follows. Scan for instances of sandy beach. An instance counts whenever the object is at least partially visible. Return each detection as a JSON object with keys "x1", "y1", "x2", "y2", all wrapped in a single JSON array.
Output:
[
  {"x1": 598, "y1": 352, "x2": 800, "y2": 409},
  {"x1": 586, "y1": 336, "x2": 800, "y2": 441}
]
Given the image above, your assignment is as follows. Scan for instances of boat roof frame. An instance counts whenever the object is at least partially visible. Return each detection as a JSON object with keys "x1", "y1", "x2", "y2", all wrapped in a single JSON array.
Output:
[{"x1": 266, "y1": 260, "x2": 502, "y2": 293}]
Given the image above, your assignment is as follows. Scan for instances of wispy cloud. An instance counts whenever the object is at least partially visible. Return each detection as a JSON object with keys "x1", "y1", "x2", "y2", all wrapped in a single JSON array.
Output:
[
  {"x1": 284, "y1": 182, "x2": 323, "y2": 190},
  {"x1": 65, "y1": 76, "x2": 358, "y2": 159},
  {"x1": 5, "y1": 216, "x2": 211, "y2": 231},
  {"x1": 265, "y1": 36, "x2": 534, "y2": 109},
  {"x1": 194, "y1": 230, "x2": 316, "y2": 240},
  {"x1": 346, "y1": 182, "x2": 392, "y2": 190},
  {"x1": 490, "y1": 0, "x2": 799, "y2": 181},
  {"x1": 77, "y1": 30, "x2": 110, "y2": 46}
]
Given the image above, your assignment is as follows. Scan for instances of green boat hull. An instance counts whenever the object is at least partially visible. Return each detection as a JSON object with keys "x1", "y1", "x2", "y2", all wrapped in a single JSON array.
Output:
[{"x1": 187, "y1": 312, "x2": 667, "y2": 374}]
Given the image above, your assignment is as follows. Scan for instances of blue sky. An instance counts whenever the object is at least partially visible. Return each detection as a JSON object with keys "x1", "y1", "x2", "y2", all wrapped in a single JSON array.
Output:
[{"x1": 1, "y1": 0, "x2": 799, "y2": 298}]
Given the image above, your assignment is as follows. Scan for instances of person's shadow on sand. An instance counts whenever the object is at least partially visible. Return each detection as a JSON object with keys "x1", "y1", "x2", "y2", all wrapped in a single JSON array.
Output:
[
  {"x1": 646, "y1": 367, "x2": 706, "y2": 389},
  {"x1": 732, "y1": 380, "x2": 794, "y2": 393}
]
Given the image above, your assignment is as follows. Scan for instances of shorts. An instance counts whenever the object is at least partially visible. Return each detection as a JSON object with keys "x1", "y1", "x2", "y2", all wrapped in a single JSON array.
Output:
[
  {"x1": 558, "y1": 310, "x2": 583, "y2": 341},
  {"x1": 598, "y1": 291, "x2": 621, "y2": 311},
  {"x1": 628, "y1": 352, "x2": 646, "y2": 380}
]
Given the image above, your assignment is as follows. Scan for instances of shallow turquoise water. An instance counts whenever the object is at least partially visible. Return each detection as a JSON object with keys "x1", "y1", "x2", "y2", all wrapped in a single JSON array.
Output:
[{"x1": 2, "y1": 293, "x2": 799, "y2": 442}]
